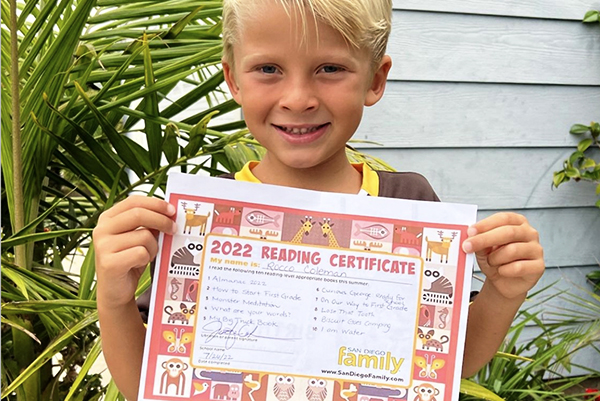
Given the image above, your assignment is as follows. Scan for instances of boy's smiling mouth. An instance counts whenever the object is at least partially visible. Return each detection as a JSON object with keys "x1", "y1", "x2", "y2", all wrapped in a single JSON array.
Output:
[{"x1": 274, "y1": 123, "x2": 329, "y2": 135}]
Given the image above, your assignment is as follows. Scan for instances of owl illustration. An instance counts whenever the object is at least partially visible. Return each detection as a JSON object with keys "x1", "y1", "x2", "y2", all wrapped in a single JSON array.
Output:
[
  {"x1": 273, "y1": 375, "x2": 295, "y2": 401},
  {"x1": 305, "y1": 378, "x2": 327, "y2": 401}
]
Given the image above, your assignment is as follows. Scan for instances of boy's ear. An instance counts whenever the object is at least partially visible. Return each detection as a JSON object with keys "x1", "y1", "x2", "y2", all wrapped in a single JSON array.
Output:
[
  {"x1": 223, "y1": 61, "x2": 242, "y2": 104},
  {"x1": 365, "y1": 55, "x2": 392, "y2": 107}
]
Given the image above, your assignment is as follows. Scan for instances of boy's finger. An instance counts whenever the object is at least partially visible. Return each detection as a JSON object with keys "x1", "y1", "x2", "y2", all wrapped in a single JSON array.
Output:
[
  {"x1": 100, "y1": 246, "x2": 154, "y2": 274},
  {"x1": 496, "y1": 260, "x2": 545, "y2": 279},
  {"x1": 486, "y1": 242, "x2": 544, "y2": 267},
  {"x1": 462, "y1": 224, "x2": 538, "y2": 254},
  {"x1": 100, "y1": 207, "x2": 177, "y2": 235},
  {"x1": 467, "y1": 212, "x2": 527, "y2": 236},
  {"x1": 102, "y1": 195, "x2": 175, "y2": 219},
  {"x1": 97, "y1": 228, "x2": 160, "y2": 256}
]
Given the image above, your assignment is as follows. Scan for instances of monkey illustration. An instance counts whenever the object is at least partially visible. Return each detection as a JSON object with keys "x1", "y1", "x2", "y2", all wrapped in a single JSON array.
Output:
[
  {"x1": 160, "y1": 358, "x2": 188, "y2": 395},
  {"x1": 165, "y1": 303, "x2": 196, "y2": 324},
  {"x1": 413, "y1": 383, "x2": 439, "y2": 401},
  {"x1": 418, "y1": 328, "x2": 450, "y2": 352}
]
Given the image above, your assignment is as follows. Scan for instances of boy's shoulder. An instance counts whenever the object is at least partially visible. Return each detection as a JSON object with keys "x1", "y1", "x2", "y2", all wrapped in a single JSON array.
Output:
[{"x1": 375, "y1": 170, "x2": 440, "y2": 202}]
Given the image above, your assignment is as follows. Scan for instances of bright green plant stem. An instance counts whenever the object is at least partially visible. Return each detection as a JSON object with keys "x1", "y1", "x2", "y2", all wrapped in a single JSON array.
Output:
[
  {"x1": 9, "y1": 0, "x2": 25, "y2": 269},
  {"x1": 9, "y1": 0, "x2": 40, "y2": 399}
]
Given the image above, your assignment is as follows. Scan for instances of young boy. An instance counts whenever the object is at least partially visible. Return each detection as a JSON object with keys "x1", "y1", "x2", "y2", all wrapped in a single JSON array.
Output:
[{"x1": 93, "y1": 0, "x2": 545, "y2": 399}]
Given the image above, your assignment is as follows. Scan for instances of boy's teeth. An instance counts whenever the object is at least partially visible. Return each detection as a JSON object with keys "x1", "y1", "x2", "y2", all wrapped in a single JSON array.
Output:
[{"x1": 282, "y1": 126, "x2": 320, "y2": 134}]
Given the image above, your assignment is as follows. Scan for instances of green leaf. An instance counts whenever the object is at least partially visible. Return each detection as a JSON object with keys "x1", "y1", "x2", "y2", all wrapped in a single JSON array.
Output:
[
  {"x1": 142, "y1": 33, "x2": 162, "y2": 170},
  {"x1": 8, "y1": 194, "x2": 68, "y2": 239},
  {"x1": 460, "y1": 379, "x2": 505, "y2": 401},
  {"x1": 552, "y1": 171, "x2": 566, "y2": 188},
  {"x1": 64, "y1": 338, "x2": 102, "y2": 401},
  {"x1": 160, "y1": 69, "x2": 225, "y2": 121},
  {"x1": 591, "y1": 121, "x2": 600, "y2": 138},
  {"x1": 570, "y1": 124, "x2": 590, "y2": 135},
  {"x1": 0, "y1": 311, "x2": 99, "y2": 398},
  {"x1": 569, "y1": 151, "x2": 585, "y2": 166},
  {"x1": 581, "y1": 158, "x2": 596, "y2": 170},
  {"x1": 163, "y1": 123, "x2": 180, "y2": 165},
  {"x1": 565, "y1": 167, "x2": 581, "y2": 178},
  {"x1": 78, "y1": 243, "x2": 97, "y2": 300},
  {"x1": 2, "y1": 229, "x2": 92, "y2": 248},
  {"x1": 493, "y1": 351, "x2": 533, "y2": 362},
  {"x1": 43, "y1": 93, "x2": 121, "y2": 177},
  {"x1": 33, "y1": 110, "x2": 116, "y2": 186},
  {"x1": 184, "y1": 110, "x2": 220, "y2": 157},
  {"x1": 1, "y1": 300, "x2": 97, "y2": 313},
  {"x1": 203, "y1": 129, "x2": 249, "y2": 153},
  {"x1": 0, "y1": 317, "x2": 41, "y2": 344},
  {"x1": 596, "y1": 183, "x2": 600, "y2": 195},
  {"x1": 577, "y1": 138, "x2": 594, "y2": 152},
  {"x1": 74, "y1": 82, "x2": 147, "y2": 178},
  {"x1": 583, "y1": 10, "x2": 599, "y2": 22},
  {"x1": 596, "y1": 199, "x2": 600, "y2": 208}
]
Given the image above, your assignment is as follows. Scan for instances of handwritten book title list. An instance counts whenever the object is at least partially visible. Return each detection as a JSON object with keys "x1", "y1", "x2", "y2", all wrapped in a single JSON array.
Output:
[{"x1": 191, "y1": 235, "x2": 423, "y2": 384}]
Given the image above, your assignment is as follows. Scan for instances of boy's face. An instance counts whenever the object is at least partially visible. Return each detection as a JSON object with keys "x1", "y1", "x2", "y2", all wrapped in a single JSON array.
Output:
[{"x1": 223, "y1": 2, "x2": 391, "y2": 173}]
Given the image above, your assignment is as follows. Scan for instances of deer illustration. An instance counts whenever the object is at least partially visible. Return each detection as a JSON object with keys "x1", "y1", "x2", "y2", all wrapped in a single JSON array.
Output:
[
  {"x1": 425, "y1": 231, "x2": 457, "y2": 263},
  {"x1": 181, "y1": 202, "x2": 211, "y2": 235}
]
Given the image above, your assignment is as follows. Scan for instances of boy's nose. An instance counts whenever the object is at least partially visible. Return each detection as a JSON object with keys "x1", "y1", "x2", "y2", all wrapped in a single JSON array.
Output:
[{"x1": 279, "y1": 79, "x2": 318, "y2": 112}]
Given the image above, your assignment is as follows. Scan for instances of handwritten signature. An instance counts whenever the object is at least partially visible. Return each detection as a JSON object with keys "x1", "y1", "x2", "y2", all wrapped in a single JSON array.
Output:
[
  {"x1": 202, "y1": 319, "x2": 301, "y2": 349},
  {"x1": 202, "y1": 319, "x2": 259, "y2": 349}
]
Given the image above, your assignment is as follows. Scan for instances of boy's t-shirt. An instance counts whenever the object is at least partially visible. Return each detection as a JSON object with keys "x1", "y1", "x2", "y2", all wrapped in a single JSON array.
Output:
[
  {"x1": 230, "y1": 161, "x2": 440, "y2": 200},
  {"x1": 136, "y1": 162, "x2": 439, "y2": 321}
]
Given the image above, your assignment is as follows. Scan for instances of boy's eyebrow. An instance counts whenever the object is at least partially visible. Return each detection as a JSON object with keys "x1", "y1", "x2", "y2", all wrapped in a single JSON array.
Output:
[{"x1": 240, "y1": 52, "x2": 362, "y2": 66}]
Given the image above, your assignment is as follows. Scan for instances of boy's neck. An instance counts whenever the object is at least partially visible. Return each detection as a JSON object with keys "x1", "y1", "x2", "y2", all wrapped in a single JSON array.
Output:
[{"x1": 252, "y1": 153, "x2": 363, "y2": 194}]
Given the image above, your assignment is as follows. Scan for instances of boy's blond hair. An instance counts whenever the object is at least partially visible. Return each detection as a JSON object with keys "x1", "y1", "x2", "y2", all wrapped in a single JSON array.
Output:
[{"x1": 222, "y1": 0, "x2": 392, "y2": 66}]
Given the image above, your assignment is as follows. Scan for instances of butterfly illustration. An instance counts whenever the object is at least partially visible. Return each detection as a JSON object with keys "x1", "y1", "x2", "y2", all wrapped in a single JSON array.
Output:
[
  {"x1": 414, "y1": 353, "x2": 445, "y2": 379},
  {"x1": 163, "y1": 327, "x2": 194, "y2": 353}
]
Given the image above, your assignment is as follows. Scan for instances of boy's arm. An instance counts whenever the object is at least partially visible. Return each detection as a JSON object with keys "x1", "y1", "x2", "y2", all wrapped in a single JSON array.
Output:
[
  {"x1": 460, "y1": 212, "x2": 544, "y2": 378},
  {"x1": 97, "y1": 301, "x2": 146, "y2": 401},
  {"x1": 94, "y1": 196, "x2": 176, "y2": 401}
]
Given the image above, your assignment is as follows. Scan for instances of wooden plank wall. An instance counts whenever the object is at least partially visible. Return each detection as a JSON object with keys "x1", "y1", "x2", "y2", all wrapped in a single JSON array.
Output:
[{"x1": 356, "y1": 1, "x2": 600, "y2": 374}]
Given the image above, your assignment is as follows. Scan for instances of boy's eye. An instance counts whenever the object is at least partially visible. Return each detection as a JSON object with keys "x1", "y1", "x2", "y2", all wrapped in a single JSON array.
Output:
[
  {"x1": 320, "y1": 65, "x2": 342, "y2": 73},
  {"x1": 259, "y1": 65, "x2": 278, "y2": 74}
]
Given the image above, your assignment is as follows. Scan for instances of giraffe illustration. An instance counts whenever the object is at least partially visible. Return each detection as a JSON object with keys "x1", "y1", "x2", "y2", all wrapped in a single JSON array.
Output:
[
  {"x1": 290, "y1": 216, "x2": 314, "y2": 243},
  {"x1": 320, "y1": 218, "x2": 340, "y2": 248}
]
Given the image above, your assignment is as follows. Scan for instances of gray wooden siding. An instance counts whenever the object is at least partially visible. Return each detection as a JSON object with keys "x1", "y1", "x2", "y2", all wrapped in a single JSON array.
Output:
[
  {"x1": 357, "y1": 2, "x2": 600, "y2": 374},
  {"x1": 394, "y1": 0, "x2": 600, "y2": 20}
]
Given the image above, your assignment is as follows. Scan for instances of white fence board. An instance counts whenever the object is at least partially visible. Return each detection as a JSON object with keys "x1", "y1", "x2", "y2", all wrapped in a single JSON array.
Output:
[
  {"x1": 360, "y1": 148, "x2": 599, "y2": 209},
  {"x1": 394, "y1": 0, "x2": 600, "y2": 21},
  {"x1": 388, "y1": 11, "x2": 600, "y2": 85},
  {"x1": 358, "y1": 82, "x2": 600, "y2": 148}
]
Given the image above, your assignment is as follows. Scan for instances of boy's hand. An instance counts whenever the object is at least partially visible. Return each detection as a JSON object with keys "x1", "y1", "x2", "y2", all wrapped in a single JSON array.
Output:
[
  {"x1": 462, "y1": 212, "x2": 544, "y2": 300},
  {"x1": 93, "y1": 196, "x2": 176, "y2": 309}
]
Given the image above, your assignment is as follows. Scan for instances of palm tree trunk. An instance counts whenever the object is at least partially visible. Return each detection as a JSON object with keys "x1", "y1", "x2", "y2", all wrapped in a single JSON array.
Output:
[
  {"x1": 10, "y1": 1, "x2": 39, "y2": 400},
  {"x1": 10, "y1": 0, "x2": 25, "y2": 268}
]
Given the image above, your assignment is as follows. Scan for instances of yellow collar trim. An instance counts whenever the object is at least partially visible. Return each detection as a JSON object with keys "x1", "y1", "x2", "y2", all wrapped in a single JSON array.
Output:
[{"x1": 234, "y1": 161, "x2": 380, "y2": 196}]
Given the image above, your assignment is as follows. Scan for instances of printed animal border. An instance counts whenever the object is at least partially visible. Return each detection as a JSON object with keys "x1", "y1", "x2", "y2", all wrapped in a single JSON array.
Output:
[{"x1": 140, "y1": 193, "x2": 469, "y2": 401}]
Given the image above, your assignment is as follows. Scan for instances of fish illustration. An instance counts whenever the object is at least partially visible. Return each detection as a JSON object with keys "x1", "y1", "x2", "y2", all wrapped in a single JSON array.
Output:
[
  {"x1": 245, "y1": 210, "x2": 281, "y2": 227},
  {"x1": 353, "y1": 223, "x2": 390, "y2": 240}
]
